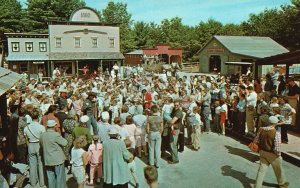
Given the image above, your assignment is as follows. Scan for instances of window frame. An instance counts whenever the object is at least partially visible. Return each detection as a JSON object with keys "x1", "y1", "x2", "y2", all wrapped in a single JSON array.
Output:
[
  {"x1": 74, "y1": 37, "x2": 81, "y2": 48},
  {"x1": 39, "y1": 42, "x2": 47, "y2": 52},
  {"x1": 109, "y1": 38, "x2": 115, "y2": 48},
  {"x1": 55, "y1": 37, "x2": 62, "y2": 48},
  {"x1": 25, "y1": 42, "x2": 33, "y2": 52},
  {"x1": 11, "y1": 42, "x2": 20, "y2": 52},
  {"x1": 92, "y1": 37, "x2": 98, "y2": 48}
]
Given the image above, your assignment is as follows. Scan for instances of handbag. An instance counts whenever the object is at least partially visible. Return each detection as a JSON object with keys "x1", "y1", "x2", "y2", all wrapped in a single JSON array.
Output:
[
  {"x1": 248, "y1": 128, "x2": 261, "y2": 153},
  {"x1": 248, "y1": 142, "x2": 259, "y2": 153}
]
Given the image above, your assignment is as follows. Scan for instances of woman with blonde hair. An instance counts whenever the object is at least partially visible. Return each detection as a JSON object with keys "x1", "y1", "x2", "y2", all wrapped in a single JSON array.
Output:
[{"x1": 71, "y1": 136, "x2": 89, "y2": 188}]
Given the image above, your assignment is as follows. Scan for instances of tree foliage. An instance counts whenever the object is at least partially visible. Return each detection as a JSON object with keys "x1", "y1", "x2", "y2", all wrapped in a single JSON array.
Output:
[
  {"x1": 0, "y1": 0, "x2": 23, "y2": 38},
  {"x1": 100, "y1": 2, "x2": 135, "y2": 53},
  {"x1": 25, "y1": 0, "x2": 85, "y2": 33}
]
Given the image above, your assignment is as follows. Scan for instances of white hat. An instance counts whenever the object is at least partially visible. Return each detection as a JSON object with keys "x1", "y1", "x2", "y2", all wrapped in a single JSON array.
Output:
[
  {"x1": 47, "y1": 120, "x2": 57, "y2": 127},
  {"x1": 269, "y1": 116, "x2": 279, "y2": 124},
  {"x1": 95, "y1": 77, "x2": 99, "y2": 80},
  {"x1": 80, "y1": 115, "x2": 89, "y2": 123},
  {"x1": 101, "y1": 111, "x2": 110, "y2": 120}
]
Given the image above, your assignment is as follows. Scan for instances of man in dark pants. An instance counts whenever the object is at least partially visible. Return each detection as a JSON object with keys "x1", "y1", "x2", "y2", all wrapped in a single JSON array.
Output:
[{"x1": 168, "y1": 100, "x2": 183, "y2": 164}]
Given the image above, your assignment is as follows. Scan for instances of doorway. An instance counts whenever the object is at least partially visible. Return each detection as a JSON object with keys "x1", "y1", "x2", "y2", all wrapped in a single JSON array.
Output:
[{"x1": 209, "y1": 55, "x2": 221, "y2": 72}]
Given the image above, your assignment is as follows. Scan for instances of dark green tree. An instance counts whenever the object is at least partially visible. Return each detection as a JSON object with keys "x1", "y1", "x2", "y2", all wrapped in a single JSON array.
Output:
[
  {"x1": 0, "y1": 0, "x2": 23, "y2": 38},
  {"x1": 25, "y1": 0, "x2": 85, "y2": 33},
  {"x1": 101, "y1": 2, "x2": 136, "y2": 53}
]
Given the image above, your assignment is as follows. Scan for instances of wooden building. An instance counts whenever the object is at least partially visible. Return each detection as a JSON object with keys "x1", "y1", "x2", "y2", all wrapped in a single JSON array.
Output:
[
  {"x1": 125, "y1": 44, "x2": 182, "y2": 66},
  {"x1": 198, "y1": 35, "x2": 289, "y2": 75}
]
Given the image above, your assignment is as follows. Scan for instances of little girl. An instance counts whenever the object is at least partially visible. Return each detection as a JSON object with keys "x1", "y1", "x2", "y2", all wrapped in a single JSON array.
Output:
[
  {"x1": 71, "y1": 136, "x2": 89, "y2": 188},
  {"x1": 124, "y1": 139, "x2": 139, "y2": 188},
  {"x1": 220, "y1": 99, "x2": 228, "y2": 135},
  {"x1": 87, "y1": 135, "x2": 103, "y2": 185}
]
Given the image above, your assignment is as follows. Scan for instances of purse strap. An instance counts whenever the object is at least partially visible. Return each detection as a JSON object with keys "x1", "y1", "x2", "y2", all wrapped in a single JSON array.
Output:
[{"x1": 27, "y1": 124, "x2": 39, "y2": 140}]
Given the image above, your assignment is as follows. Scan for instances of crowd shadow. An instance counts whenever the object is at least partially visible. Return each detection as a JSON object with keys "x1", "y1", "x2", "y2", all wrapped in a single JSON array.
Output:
[
  {"x1": 221, "y1": 165, "x2": 278, "y2": 188},
  {"x1": 224, "y1": 145, "x2": 259, "y2": 163}
]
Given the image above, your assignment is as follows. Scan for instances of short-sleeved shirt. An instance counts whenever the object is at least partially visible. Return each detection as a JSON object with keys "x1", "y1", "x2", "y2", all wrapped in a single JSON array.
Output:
[
  {"x1": 171, "y1": 110, "x2": 183, "y2": 131},
  {"x1": 288, "y1": 84, "x2": 300, "y2": 96},
  {"x1": 24, "y1": 121, "x2": 46, "y2": 142},
  {"x1": 148, "y1": 115, "x2": 162, "y2": 132}
]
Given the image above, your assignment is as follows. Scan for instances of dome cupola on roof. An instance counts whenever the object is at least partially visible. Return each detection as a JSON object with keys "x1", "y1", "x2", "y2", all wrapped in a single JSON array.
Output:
[{"x1": 70, "y1": 7, "x2": 100, "y2": 23}]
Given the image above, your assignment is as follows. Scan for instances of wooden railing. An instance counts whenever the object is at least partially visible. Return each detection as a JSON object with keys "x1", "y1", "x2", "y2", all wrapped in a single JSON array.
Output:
[{"x1": 182, "y1": 62, "x2": 199, "y2": 72}]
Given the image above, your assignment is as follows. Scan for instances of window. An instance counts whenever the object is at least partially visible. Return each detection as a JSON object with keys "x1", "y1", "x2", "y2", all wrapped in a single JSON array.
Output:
[
  {"x1": 39, "y1": 42, "x2": 47, "y2": 52},
  {"x1": 109, "y1": 38, "x2": 115, "y2": 48},
  {"x1": 25, "y1": 42, "x2": 33, "y2": 52},
  {"x1": 92, "y1": 37, "x2": 98, "y2": 48},
  {"x1": 75, "y1": 37, "x2": 81, "y2": 48},
  {"x1": 55, "y1": 37, "x2": 62, "y2": 47},
  {"x1": 11, "y1": 42, "x2": 19, "y2": 52}
]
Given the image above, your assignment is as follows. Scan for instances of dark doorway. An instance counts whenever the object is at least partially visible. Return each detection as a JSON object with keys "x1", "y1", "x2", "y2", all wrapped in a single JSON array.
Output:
[
  {"x1": 160, "y1": 54, "x2": 169, "y2": 64},
  {"x1": 209, "y1": 55, "x2": 221, "y2": 72}
]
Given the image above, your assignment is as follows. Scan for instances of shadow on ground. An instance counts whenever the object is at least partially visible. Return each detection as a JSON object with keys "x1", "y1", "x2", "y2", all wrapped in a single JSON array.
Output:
[
  {"x1": 221, "y1": 165, "x2": 278, "y2": 188},
  {"x1": 225, "y1": 145, "x2": 259, "y2": 162}
]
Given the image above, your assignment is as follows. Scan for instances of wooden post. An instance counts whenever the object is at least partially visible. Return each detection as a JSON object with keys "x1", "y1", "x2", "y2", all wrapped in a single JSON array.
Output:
[{"x1": 285, "y1": 63, "x2": 290, "y2": 80}]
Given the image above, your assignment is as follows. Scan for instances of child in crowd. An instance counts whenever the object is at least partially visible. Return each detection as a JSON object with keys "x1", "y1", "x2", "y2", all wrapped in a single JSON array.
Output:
[
  {"x1": 124, "y1": 139, "x2": 139, "y2": 188},
  {"x1": 190, "y1": 106, "x2": 202, "y2": 150},
  {"x1": 71, "y1": 136, "x2": 89, "y2": 188},
  {"x1": 220, "y1": 99, "x2": 228, "y2": 135},
  {"x1": 144, "y1": 166, "x2": 158, "y2": 188},
  {"x1": 269, "y1": 96, "x2": 279, "y2": 111},
  {"x1": 214, "y1": 100, "x2": 221, "y2": 133},
  {"x1": 87, "y1": 135, "x2": 103, "y2": 186},
  {"x1": 237, "y1": 94, "x2": 246, "y2": 135}
]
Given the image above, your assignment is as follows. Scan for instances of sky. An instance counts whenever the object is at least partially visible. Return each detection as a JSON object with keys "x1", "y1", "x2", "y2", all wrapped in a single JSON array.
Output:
[{"x1": 19, "y1": 0, "x2": 292, "y2": 25}]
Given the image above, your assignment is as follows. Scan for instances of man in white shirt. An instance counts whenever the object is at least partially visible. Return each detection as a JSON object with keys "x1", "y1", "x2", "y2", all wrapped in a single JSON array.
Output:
[
  {"x1": 245, "y1": 86, "x2": 257, "y2": 136},
  {"x1": 24, "y1": 109, "x2": 46, "y2": 187}
]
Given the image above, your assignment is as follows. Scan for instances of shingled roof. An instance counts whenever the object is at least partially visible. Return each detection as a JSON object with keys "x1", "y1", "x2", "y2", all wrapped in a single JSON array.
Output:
[{"x1": 201, "y1": 35, "x2": 289, "y2": 58}]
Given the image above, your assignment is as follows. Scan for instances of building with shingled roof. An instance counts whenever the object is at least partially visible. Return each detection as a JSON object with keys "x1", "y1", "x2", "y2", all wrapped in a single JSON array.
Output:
[{"x1": 198, "y1": 35, "x2": 289, "y2": 75}]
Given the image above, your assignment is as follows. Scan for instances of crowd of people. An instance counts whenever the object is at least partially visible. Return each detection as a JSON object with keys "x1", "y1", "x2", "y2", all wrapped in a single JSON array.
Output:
[{"x1": 0, "y1": 65, "x2": 299, "y2": 188}]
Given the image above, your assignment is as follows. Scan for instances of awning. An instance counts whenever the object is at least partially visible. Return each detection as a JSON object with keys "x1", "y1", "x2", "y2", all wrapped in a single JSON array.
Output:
[
  {"x1": 225, "y1": 62, "x2": 252, "y2": 65},
  {"x1": 0, "y1": 67, "x2": 22, "y2": 96},
  {"x1": 49, "y1": 52, "x2": 125, "y2": 60},
  {"x1": 6, "y1": 54, "x2": 49, "y2": 61}
]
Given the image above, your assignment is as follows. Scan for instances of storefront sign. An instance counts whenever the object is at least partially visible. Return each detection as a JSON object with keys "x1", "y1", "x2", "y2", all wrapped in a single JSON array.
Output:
[{"x1": 207, "y1": 48, "x2": 225, "y2": 53}]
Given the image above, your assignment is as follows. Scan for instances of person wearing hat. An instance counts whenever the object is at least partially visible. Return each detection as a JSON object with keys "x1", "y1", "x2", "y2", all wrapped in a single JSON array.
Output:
[
  {"x1": 257, "y1": 105, "x2": 270, "y2": 130},
  {"x1": 23, "y1": 109, "x2": 46, "y2": 187},
  {"x1": 96, "y1": 111, "x2": 111, "y2": 143},
  {"x1": 102, "y1": 129, "x2": 133, "y2": 187},
  {"x1": 82, "y1": 92, "x2": 97, "y2": 135},
  {"x1": 55, "y1": 88, "x2": 68, "y2": 110},
  {"x1": 40, "y1": 120, "x2": 68, "y2": 188},
  {"x1": 72, "y1": 115, "x2": 92, "y2": 145},
  {"x1": 253, "y1": 116, "x2": 289, "y2": 188}
]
